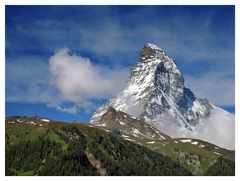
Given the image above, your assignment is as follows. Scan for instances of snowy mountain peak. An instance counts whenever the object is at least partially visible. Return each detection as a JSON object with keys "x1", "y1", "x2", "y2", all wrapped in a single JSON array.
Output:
[
  {"x1": 143, "y1": 43, "x2": 164, "y2": 54},
  {"x1": 146, "y1": 43, "x2": 162, "y2": 50},
  {"x1": 91, "y1": 43, "x2": 234, "y2": 149},
  {"x1": 140, "y1": 43, "x2": 181, "y2": 76}
]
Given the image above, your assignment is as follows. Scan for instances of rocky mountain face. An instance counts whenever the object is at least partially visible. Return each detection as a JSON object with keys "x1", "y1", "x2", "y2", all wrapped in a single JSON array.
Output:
[
  {"x1": 96, "y1": 107, "x2": 170, "y2": 142},
  {"x1": 91, "y1": 43, "x2": 234, "y2": 149}
]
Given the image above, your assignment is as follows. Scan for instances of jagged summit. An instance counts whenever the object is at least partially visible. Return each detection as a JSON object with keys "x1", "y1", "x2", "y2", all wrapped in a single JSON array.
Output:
[
  {"x1": 91, "y1": 43, "x2": 234, "y2": 149},
  {"x1": 146, "y1": 43, "x2": 163, "y2": 50},
  {"x1": 92, "y1": 43, "x2": 192, "y2": 124},
  {"x1": 140, "y1": 43, "x2": 164, "y2": 62}
]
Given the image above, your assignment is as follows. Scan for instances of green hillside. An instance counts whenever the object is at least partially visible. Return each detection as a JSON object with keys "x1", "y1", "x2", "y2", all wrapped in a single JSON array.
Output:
[
  {"x1": 142, "y1": 138, "x2": 234, "y2": 175},
  {"x1": 6, "y1": 118, "x2": 191, "y2": 176},
  {"x1": 5, "y1": 116, "x2": 234, "y2": 176}
]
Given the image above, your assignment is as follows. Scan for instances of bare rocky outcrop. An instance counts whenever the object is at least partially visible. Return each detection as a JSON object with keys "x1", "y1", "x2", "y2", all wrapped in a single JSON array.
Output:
[
  {"x1": 96, "y1": 106, "x2": 170, "y2": 142},
  {"x1": 85, "y1": 151, "x2": 107, "y2": 176}
]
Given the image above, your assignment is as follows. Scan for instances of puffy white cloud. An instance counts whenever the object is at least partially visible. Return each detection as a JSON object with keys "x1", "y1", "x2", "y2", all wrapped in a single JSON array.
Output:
[
  {"x1": 49, "y1": 48, "x2": 129, "y2": 111},
  {"x1": 6, "y1": 49, "x2": 129, "y2": 114}
]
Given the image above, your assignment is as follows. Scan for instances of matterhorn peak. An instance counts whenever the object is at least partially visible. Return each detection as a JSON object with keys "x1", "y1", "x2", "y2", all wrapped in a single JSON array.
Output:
[{"x1": 91, "y1": 43, "x2": 235, "y2": 149}]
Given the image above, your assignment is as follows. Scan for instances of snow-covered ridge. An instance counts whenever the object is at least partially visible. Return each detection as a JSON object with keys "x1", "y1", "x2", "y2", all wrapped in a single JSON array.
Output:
[{"x1": 146, "y1": 43, "x2": 163, "y2": 51}]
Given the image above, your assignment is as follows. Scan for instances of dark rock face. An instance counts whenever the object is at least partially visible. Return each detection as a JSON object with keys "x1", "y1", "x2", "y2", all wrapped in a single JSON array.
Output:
[{"x1": 141, "y1": 45, "x2": 158, "y2": 62}]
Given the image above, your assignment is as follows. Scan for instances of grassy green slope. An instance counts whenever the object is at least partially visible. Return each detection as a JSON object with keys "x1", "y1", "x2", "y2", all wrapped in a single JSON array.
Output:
[
  {"x1": 6, "y1": 119, "x2": 190, "y2": 176},
  {"x1": 142, "y1": 138, "x2": 234, "y2": 175}
]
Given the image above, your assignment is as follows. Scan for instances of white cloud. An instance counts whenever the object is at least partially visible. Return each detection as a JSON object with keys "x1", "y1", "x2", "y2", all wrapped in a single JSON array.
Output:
[
  {"x1": 6, "y1": 50, "x2": 129, "y2": 114},
  {"x1": 193, "y1": 107, "x2": 235, "y2": 150},
  {"x1": 49, "y1": 48, "x2": 129, "y2": 111},
  {"x1": 152, "y1": 108, "x2": 234, "y2": 149}
]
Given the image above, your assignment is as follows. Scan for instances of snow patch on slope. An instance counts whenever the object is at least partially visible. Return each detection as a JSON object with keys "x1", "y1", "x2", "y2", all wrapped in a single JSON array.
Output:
[
  {"x1": 213, "y1": 152, "x2": 221, "y2": 156},
  {"x1": 119, "y1": 121, "x2": 125, "y2": 125},
  {"x1": 179, "y1": 139, "x2": 192, "y2": 143},
  {"x1": 41, "y1": 119, "x2": 49, "y2": 122},
  {"x1": 146, "y1": 141, "x2": 155, "y2": 144},
  {"x1": 191, "y1": 141, "x2": 198, "y2": 145}
]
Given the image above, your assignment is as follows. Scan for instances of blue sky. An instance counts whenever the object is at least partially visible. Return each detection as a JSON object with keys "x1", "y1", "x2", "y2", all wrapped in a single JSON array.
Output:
[{"x1": 5, "y1": 6, "x2": 235, "y2": 122}]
